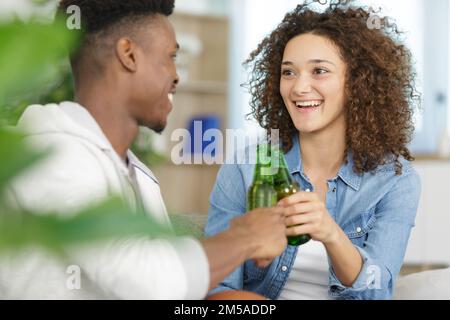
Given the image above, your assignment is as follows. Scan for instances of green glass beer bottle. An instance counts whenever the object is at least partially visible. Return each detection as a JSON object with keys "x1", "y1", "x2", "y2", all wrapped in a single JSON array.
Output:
[
  {"x1": 247, "y1": 144, "x2": 277, "y2": 211},
  {"x1": 271, "y1": 146, "x2": 311, "y2": 246}
]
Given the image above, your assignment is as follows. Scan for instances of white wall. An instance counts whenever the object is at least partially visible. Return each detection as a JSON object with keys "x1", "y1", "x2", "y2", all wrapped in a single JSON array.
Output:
[
  {"x1": 175, "y1": 0, "x2": 229, "y2": 16},
  {"x1": 405, "y1": 161, "x2": 450, "y2": 265}
]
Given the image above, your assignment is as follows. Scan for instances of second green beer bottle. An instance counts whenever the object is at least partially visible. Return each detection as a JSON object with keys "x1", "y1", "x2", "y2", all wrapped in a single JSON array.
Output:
[{"x1": 271, "y1": 146, "x2": 311, "y2": 246}]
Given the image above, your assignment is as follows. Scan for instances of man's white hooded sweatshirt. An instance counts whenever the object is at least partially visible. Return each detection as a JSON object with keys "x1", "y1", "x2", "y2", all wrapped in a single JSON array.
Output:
[{"x1": 0, "y1": 102, "x2": 209, "y2": 299}]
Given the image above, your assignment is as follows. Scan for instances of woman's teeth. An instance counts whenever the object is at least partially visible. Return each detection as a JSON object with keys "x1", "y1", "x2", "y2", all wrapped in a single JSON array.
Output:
[
  {"x1": 296, "y1": 100, "x2": 323, "y2": 108},
  {"x1": 168, "y1": 93, "x2": 174, "y2": 103}
]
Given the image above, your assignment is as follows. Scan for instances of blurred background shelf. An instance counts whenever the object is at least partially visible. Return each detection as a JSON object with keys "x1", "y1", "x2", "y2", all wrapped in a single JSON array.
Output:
[
  {"x1": 414, "y1": 154, "x2": 450, "y2": 161},
  {"x1": 149, "y1": 11, "x2": 229, "y2": 216},
  {"x1": 177, "y1": 81, "x2": 228, "y2": 95}
]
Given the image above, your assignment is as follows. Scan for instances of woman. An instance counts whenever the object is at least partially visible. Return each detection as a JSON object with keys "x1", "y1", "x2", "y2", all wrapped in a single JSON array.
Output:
[{"x1": 205, "y1": 0, "x2": 421, "y2": 300}]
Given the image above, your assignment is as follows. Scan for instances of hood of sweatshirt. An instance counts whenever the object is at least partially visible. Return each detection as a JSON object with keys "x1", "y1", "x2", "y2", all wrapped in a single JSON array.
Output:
[
  {"x1": 16, "y1": 101, "x2": 113, "y2": 151},
  {"x1": 16, "y1": 101, "x2": 160, "y2": 184}
]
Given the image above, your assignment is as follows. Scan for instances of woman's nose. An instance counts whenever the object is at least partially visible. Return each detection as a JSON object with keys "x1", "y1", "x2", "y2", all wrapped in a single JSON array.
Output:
[{"x1": 292, "y1": 75, "x2": 312, "y2": 95}]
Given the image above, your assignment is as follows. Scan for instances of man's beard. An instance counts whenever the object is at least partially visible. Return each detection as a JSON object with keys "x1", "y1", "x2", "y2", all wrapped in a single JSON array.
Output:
[{"x1": 150, "y1": 122, "x2": 166, "y2": 134}]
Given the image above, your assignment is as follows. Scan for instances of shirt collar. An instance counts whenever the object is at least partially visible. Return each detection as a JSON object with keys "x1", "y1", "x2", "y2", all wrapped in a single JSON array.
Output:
[
  {"x1": 60, "y1": 101, "x2": 130, "y2": 173},
  {"x1": 127, "y1": 150, "x2": 160, "y2": 185},
  {"x1": 337, "y1": 150, "x2": 362, "y2": 191},
  {"x1": 59, "y1": 101, "x2": 112, "y2": 150},
  {"x1": 284, "y1": 135, "x2": 362, "y2": 191}
]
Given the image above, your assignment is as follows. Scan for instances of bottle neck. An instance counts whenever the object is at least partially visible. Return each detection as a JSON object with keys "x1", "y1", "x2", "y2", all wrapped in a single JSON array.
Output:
[
  {"x1": 271, "y1": 148, "x2": 293, "y2": 184},
  {"x1": 253, "y1": 165, "x2": 273, "y2": 183},
  {"x1": 254, "y1": 144, "x2": 273, "y2": 183}
]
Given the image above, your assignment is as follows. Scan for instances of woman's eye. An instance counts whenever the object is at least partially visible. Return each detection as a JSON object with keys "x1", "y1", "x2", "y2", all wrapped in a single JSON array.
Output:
[
  {"x1": 313, "y1": 68, "x2": 328, "y2": 75},
  {"x1": 281, "y1": 69, "x2": 295, "y2": 76}
]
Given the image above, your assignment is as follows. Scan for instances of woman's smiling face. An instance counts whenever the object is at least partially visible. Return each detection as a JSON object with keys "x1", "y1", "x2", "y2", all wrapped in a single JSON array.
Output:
[{"x1": 280, "y1": 33, "x2": 347, "y2": 135}]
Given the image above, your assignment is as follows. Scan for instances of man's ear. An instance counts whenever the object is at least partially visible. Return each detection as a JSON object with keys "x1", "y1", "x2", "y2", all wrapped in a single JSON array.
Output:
[{"x1": 116, "y1": 37, "x2": 138, "y2": 72}]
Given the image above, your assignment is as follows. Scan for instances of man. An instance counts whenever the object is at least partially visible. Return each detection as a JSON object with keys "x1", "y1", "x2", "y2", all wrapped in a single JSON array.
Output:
[{"x1": 1, "y1": 0, "x2": 287, "y2": 299}]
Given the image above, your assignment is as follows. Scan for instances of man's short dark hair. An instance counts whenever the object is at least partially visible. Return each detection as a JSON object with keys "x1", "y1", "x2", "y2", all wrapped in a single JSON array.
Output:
[
  {"x1": 58, "y1": 0, "x2": 175, "y2": 34},
  {"x1": 57, "y1": 0, "x2": 175, "y2": 81}
]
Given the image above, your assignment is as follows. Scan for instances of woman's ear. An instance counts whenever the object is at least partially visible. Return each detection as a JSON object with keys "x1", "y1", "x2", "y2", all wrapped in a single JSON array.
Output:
[{"x1": 116, "y1": 37, "x2": 138, "y2": 72}]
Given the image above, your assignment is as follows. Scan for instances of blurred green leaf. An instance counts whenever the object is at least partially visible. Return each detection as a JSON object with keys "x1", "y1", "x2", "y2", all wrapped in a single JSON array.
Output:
[
  {"x1": 0, "y1": 198, "x2": 173, "y2": 253},
  {"x1": 31, "y1": 0, "x2": 54, "y2": 5},
  {"x1": 0, "y1": 60, "x2": 74, "y2": 126},
  {"x1": 0, "y1": 16, "x2": 79, "y2": 105},
  {"x1": 0, "y1": 129, "x2": 48, "y2": 193}
]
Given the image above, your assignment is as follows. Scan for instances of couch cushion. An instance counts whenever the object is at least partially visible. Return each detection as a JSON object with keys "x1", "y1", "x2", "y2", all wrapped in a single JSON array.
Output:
[{"x1": 394, "y1": 268, "x2": 450, "y2": 299}]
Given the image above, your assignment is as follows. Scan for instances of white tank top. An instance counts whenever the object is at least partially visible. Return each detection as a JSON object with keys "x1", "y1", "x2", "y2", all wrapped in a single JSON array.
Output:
[{"x1": 278, "y1": 240, "x2": 331, "y2": 300}]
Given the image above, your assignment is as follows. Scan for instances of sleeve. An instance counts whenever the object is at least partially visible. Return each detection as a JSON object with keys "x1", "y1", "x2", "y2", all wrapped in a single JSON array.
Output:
[
  {"x1": 70, "y1": 236, "x2": 209, "y2": 299},
  {"x1": 7, "y1": 137, "x2": 210, "y2": 299},
  {"x1": 329, "y1": 169, "x2": 422, "y2": 300},
  {"x1": 204, "y1": 163, "x2": 249, "y2": 295}
]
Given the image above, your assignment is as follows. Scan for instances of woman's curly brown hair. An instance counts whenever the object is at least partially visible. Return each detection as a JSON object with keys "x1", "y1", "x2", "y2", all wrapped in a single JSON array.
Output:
[{"x1": 245, "y1": 0, "x2": 421, "y2": 175}]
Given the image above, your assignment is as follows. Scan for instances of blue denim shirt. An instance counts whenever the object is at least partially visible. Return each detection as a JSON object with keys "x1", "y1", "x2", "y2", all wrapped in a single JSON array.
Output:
[{"x1": 204, "y1": 137, "x2": 421, "y2": 300}]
